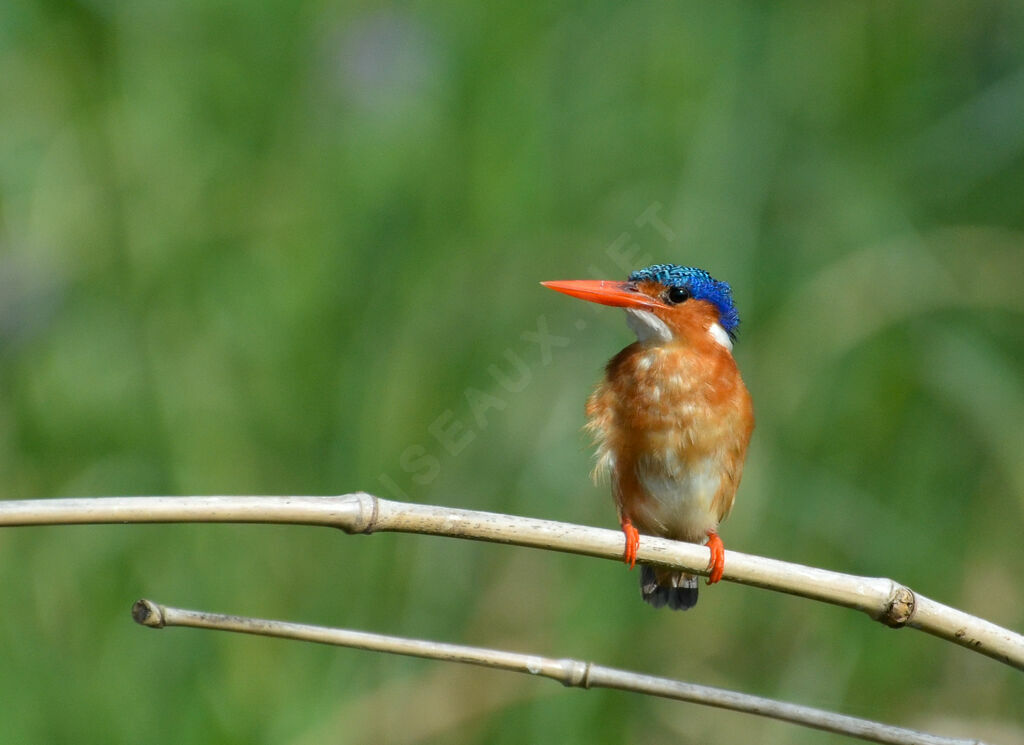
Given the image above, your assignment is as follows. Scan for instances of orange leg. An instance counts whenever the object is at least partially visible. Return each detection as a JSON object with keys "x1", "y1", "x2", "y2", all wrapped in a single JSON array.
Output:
[
  {"x1": 621, "y1": 518, "x2": 640, "y2": 570},
  {"x1": 705, "y1": 532, "x2": 725, "y2": 585}
]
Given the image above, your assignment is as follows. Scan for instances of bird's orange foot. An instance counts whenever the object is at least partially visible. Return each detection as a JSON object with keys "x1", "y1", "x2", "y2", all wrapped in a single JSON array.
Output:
[
  {"x1": 705, "y1": 532, "x2": 725, "y2": 585},
  {"x1": 621, "y1": 520, "x2": 640, "y2": 570}
]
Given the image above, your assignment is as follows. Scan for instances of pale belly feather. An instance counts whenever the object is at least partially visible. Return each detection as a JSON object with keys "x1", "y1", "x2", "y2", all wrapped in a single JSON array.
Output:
[{"x1": 631, "y1": 452, "x2": 723, "y2": 542}]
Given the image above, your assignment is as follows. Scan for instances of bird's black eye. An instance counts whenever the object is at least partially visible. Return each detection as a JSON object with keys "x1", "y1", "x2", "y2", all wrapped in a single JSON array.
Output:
[{"x1": 666, "y1": 286, "x2": 690, "y2": 304}]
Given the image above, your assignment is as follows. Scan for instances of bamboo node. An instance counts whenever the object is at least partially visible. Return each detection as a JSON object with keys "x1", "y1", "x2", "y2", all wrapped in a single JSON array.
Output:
[
  {"x1": 132, "y1": 599, "x2": 165, "y2": 628},
  {"x1": 560, "y1": 659, "x2": 591, "y2": 688},
  {"x1": 340, "y1": 492, "x2": 379, "y2": 534},
  {"x1": 881, "y1": 585, "x2": 916, "y2": 627}
]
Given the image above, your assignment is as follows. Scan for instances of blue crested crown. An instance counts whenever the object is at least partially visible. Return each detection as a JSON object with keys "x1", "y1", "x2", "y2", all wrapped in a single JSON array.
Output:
[{"x1": 628, "y1": 264, "x2": 740, "y2": 337}]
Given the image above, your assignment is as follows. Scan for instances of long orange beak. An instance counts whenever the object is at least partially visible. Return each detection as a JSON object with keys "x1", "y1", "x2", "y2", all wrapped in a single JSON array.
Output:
[{"x1": 540, "y1": 280, "x2": 666, "y2": 310}]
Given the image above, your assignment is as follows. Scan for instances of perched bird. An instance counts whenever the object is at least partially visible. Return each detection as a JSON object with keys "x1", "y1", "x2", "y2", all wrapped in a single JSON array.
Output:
[{"x1": 543, "y1": 264, "x2": 754, "y2": 610}]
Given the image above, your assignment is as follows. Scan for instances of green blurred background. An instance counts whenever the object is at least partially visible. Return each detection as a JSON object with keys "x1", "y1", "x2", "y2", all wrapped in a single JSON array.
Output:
[{"x1": 1, "y1": 1, "x2": 1023, "y2": 743}]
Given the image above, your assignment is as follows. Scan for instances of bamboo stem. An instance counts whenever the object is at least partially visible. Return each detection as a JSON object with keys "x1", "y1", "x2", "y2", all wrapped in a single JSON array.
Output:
[
  {"x1": 1, "y1": 493, "x2": 1022, "y2": 670},
  {"x1": 131, "y1": 599, "x2": 986, "y2": 745}
]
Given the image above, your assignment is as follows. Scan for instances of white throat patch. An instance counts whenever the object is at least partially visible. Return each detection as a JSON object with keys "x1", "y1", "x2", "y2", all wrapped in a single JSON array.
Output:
[
  {"x1": 625, "y1": 309, "x2": 673, "y2": 344},
  {"x1": 709, "y1": 322, "x2": 733, "y2": 350}
]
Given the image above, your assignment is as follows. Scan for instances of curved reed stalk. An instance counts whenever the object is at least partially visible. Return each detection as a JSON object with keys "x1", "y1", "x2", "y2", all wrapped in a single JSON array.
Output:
[
  {"x1": 1, "y1": 493, "x2": 1021, "y2": 670},
  {"x1": 131, "y1": 599, "x2": 985, "y2": 745}
]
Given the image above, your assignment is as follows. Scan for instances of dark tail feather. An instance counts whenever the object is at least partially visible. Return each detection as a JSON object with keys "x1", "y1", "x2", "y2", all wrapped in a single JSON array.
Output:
[{"x1": 641, "y1": 565, "x2": 698, "y2": 610}]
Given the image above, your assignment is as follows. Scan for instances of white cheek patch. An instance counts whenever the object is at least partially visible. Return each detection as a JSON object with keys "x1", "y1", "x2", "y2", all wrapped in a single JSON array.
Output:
[
  {"x1": 625, "y1": 309, "x2": 673, "y2": 344},
  {"x1": 708, "y1": 322, "x2": 733, "y2": 350}
]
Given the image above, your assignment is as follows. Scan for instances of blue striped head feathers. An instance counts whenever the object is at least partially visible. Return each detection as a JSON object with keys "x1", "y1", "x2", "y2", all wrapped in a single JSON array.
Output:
[{"x1": 628, "y1": 264, "x2": 740, "y2": 338}]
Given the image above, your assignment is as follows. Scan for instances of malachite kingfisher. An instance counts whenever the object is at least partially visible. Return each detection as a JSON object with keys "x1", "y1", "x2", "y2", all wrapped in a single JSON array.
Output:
[{"x1": 543, "y1": 264, "x2": 754, "y2": 610}]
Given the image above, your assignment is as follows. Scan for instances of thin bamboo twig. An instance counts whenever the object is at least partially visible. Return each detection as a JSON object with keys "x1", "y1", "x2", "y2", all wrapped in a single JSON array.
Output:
[
  {"x1": 131, "y1": 599, "x2": 986, "y2": 745},
  {"x1": 1, "y1": 493, "x2": 1022, "y2": 670}
]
